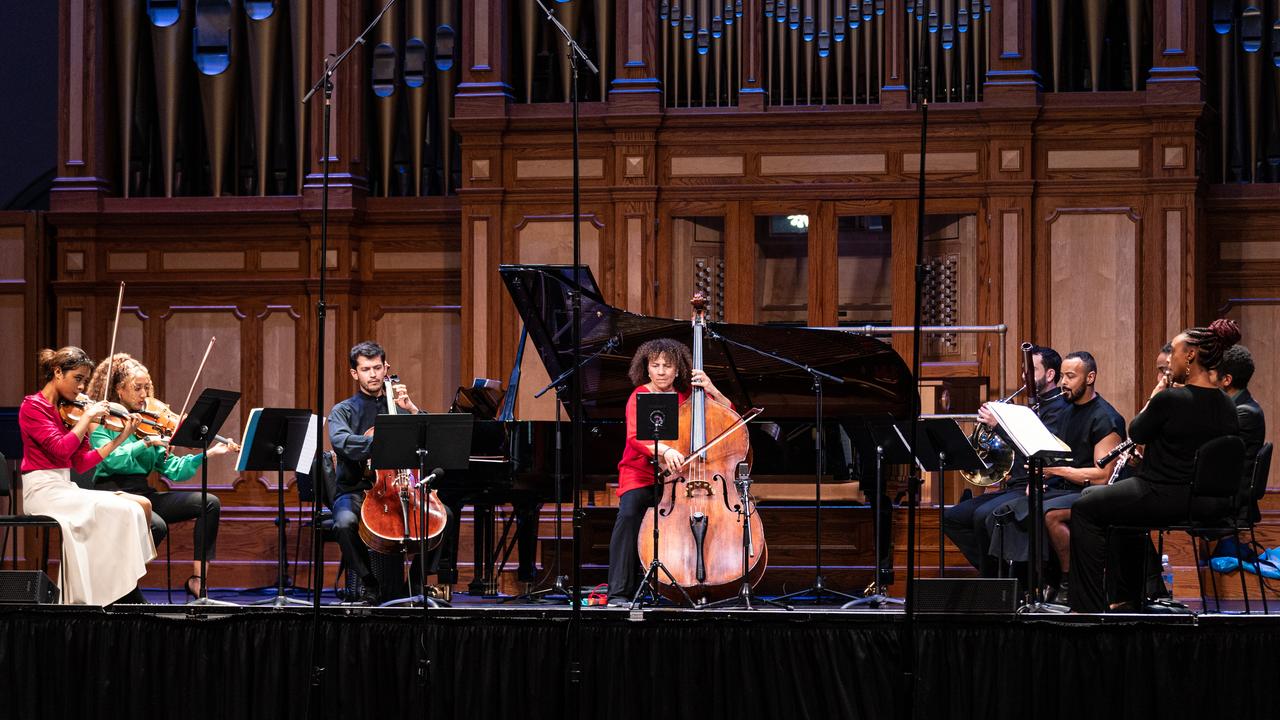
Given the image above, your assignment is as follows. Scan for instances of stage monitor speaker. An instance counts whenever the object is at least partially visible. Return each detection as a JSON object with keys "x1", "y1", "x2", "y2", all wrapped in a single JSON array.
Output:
[
  {"x1": 914, "y1": 578, "x2": 1017, "y2": 613},
  {"x1": 0, "y1": 571, "x2": 59, "y2": 604}
]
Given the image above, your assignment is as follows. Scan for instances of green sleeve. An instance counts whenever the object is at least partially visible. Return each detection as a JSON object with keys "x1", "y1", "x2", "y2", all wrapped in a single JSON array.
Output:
[
  {"x1": 90, "y1": 426, "x2": 159, "y2": 478},
  {"x1": 159, "y1": 450, "x2": 205, "y2": 483}
]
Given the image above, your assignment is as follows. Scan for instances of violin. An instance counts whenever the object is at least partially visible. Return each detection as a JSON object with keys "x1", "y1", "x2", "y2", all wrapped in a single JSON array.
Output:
[
  {"x1": 358, "y1": 375, "x2": 449, "y2": 555},
  {"x1": 135, "y1": 396, "x2": 241, "y2": 450},
  {"x1": 58, "y1": 395, "x2": 141, "y2": 436},
  {"x1": 637, "y1": 293, "x2": 768, "y2": 605}
]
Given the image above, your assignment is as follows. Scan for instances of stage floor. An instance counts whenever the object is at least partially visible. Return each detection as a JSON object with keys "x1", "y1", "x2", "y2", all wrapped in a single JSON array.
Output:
[{"x1": 4, "y1": 592, "x2": 1280, "y2": 720}]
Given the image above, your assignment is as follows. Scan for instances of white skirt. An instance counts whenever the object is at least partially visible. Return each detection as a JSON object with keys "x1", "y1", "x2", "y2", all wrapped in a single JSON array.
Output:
[{"x1": 22, "y1": 468, "x2": 156, "y2": 605}]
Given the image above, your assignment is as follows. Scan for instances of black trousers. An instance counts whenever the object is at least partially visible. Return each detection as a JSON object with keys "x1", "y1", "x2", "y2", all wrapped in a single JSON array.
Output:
[
  {"x1": 1070, "y1": 477, "x2": 1226, "y2": 612},
  {"x1": 97, "y1": 478, "x2": 221, "y2": 562},
  {"x1": 942, "y1": 487, "x2": 1020, "y2": 575},
  {"x1": 333, "y1": 490, "x2": 459, "y2": 598},
  {"x1": 606, "y1": 487, "x2": 653, "y2": 602}
]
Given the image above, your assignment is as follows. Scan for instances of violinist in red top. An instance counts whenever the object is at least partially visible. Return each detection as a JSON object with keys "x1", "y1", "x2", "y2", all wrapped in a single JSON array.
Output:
[
  {"x1": 605, "y1": 338, "x2": 728, "y2": 606},
  {"x1": 18, "y1": 347, "x2": 157, "y2": 604}
]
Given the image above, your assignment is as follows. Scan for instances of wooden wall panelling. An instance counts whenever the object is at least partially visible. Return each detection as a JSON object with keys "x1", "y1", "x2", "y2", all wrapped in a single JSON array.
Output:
[
  {"x1": 1043, "y1": 205, "x2": 1142, "y2": 423},
  {"x1": 508, "y1": 207, "x2": 607, "y2": 420},
  {"x1": 370, "y1": 304, "x2": 462, "y2": 414},
  {"x1": 1219, "y1": 298, "x2": 1280, "y2": 491},
  {"x1": 54, "y1": 0, "x2": 111, "y2": 206},
  {"x1": 809, "y1": 201, "x2": 838, "y2": 327},
  {"x1": 0, "y1": 212, "x2": 46, "y2": 402},
  {"x1": 162, "y1": 306, "x2": 246, "y2": 490}
]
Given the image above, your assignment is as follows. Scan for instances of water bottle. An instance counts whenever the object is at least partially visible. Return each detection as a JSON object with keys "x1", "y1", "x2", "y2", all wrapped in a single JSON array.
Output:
[{"x1": 1161, "y1": 554, "x2": 1175, "y2": 595}]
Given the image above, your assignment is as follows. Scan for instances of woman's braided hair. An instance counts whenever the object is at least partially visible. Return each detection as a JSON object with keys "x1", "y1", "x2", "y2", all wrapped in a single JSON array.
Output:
[{"x1": 1183, "y1": 318, "x2": 1242, "y2": 372}]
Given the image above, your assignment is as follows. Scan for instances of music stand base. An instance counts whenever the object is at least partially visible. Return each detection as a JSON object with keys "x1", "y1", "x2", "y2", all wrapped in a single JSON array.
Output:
[
  {"x1": 842, "y1": 594, "x2": 905, "y2": 609},
  {"x1": 188, "y1": 596, "x2": 239, "y2": 607},
  {"x1": 775, "y1": 575, "x2": 861, "y2": 604},
  {"x1": 250, "y1": 592, "x2": 312, "y2": 607},
  {"x1": 630, "y1": 559, "x2": 697, "y2": 610},
  {"x1": 702, "y1": 581, "x2": 792, "y2": 611},
  {"x1": 500, "y1": 575, "x2": 572, "y2": 604},
  {"x1": 380, "y1": 594, "x2": 447, "y2": 609}
]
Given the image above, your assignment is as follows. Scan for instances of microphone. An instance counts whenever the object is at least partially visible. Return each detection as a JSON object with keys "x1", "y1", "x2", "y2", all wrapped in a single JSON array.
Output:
[
  {"x1": 1097, "y1": 439, "x2": 1136, "y2": 468},
  {"x1": 414, "y1": 467, "x2": 445, "y2": 489},
  {"x1": 649, "y1": 409, "x2": 666, "y2": 428}
]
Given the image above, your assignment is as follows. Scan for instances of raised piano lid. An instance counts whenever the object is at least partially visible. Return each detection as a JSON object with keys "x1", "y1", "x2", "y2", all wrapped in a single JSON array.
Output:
[{"x1": 499, "y1": 264, "x2": 916, "y2": 421}]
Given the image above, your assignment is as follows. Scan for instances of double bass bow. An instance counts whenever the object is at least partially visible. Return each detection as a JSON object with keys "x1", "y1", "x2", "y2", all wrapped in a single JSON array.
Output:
[
  {"x1": 637, "y1": 293, "x2": 768, "y2": 604},
  {"x1": 358, "y1": 374, "x2": 449, "y2": 554}
]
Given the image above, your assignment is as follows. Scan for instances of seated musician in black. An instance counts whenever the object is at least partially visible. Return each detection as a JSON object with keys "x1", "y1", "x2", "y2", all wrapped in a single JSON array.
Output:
[
  {"x1": 1070, "y1": 320, "x2": 1243, "y2": 612},
  {"x1": 987, "y1": 351, "x2": 1125, "y2": 602},
  {"x1": 329, "y1": 341, "x2": 456, "y2": 604},
  {"x1": 942, "y1": 345, "x2": 1067, "y2": 576},
  {"x1": 1213, "y1": 345, "x2": 1267, "y2": 525}
]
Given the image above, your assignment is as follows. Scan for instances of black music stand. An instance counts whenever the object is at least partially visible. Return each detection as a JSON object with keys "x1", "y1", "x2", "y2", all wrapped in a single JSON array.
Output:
[
  {"x1": 370, "y1": 413, "x2": 473, "y2": 609},
  {"x1": 843, "y1": 420, "x2": 916, "y2": 609},
  {"x1": 170, "y1": 388, "x2": 239, "y2": 606},
  {"x1": 238, "y1": 408, "x2": 315, "y2": 607},
  {"x1": 631, "y1": 392, "x2": 696, "y2": 610},
  {"x1": 919, "y1": 419, "x2": 987, "y2": 578}
]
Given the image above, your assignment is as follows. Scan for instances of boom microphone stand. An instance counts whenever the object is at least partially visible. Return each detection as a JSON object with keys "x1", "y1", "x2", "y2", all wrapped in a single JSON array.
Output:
[
  {"x1": 532, "y1": 1, "x2": 597, "y2": 709},
  {"x1": 300, "y1": 2, "x2": 398, "y2": 717},
  {"x1": 901, "y1": 50, "x2": 932, "y2": 717}
]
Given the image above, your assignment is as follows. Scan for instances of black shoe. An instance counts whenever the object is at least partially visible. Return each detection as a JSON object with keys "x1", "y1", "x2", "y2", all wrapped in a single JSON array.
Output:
[
  {"x1": 358, "y1": 577, "x2": 381, "y2": 605},
  {"x1": 1054, "y1": 579, "x2": 1070, "y2": 607}
]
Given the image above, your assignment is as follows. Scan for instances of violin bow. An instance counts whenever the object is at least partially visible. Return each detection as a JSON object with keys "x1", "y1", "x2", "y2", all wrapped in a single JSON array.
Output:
[
  {"x1": 102, "y1": 282, "x2": 126, "y2": 403},
  {"x1": 672, "y1": 406, "x2": 764, "y2": 473},
  {"x1": 177, "y1": 336, "x2": 216, "y2": 424}
]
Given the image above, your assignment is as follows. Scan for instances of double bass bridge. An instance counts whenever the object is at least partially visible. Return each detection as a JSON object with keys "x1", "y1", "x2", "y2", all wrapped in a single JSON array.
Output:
[{"x1": 683, "y1": 478, "x2": 713, "y2": 498}]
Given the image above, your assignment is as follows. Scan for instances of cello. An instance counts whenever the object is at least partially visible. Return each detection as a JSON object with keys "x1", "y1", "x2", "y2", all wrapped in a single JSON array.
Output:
[
  {"x1": 636, "y1": 293, "x2": 767, "y2": 604},
  {"x1": 358, "y1": 375, "x2": 449, "y2": 554}
]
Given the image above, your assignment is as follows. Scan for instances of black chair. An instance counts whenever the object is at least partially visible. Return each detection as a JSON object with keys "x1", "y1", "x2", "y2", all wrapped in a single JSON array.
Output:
[
  {"x1": 0, "y1": 451, "x2": 65, "y2": 602},
  {"x1": 1119, "y1": 435, "x2": 1247, "y2": 613},
  {"x1": 1217, "y1": 441, "x2": 1274, "y2": 614},
  {"x1": 298, "y1": 450, "x2": 349, "y2": 600}
]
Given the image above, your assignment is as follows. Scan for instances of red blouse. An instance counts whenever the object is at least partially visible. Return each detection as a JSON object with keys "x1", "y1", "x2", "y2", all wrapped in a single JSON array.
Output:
[
  {"x1": 616, "y1": 386, "x2": 690, "y2": 497},
  {"x1": 18, "y1": 393, "x2": 103, "y2": 474}
]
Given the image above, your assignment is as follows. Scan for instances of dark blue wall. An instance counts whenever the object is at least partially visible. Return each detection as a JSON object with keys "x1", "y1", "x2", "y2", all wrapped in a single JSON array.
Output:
[{"x1": 0, "y1": 3, "x2": 58, "y2": 209}]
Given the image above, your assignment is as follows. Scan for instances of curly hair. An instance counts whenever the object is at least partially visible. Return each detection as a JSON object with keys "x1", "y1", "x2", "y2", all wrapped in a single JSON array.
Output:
[
  {"x1": 627, "y1": 338, "x2": 693, "y2": 393},
  {"x1": 1183, "y1": 318, "x2": 1242, "y2": 372},
  {"x1": 87, "y1": 353, "x2": 148, "y2": 402}
]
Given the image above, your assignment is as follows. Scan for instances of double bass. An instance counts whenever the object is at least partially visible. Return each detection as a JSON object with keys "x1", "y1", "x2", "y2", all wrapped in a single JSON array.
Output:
[
  {"x1": 637, "y1": 294, "x2": 768, "y2": 604},
  {"x1": 358, "y1": 375, "x2": 449, "y2": 554}
]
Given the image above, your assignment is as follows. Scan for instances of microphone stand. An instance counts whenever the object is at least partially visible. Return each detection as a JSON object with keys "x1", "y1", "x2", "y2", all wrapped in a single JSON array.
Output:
[
  {"x1": 532, "y1": 2, "x2": 597, "y2": 712},
  {"x1": 300, "y1": 3, "x2": 398, "y2": 718},
  {"x1": 902, "y1": 50, "x2": 931, "y2": 717},
  {"x1": 699, "y1": 326, "x2": 849, "y2": 605}
]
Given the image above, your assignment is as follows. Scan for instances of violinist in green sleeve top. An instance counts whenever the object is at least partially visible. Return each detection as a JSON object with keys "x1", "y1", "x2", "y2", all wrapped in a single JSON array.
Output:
[{"x1": 87, "y1": 354, "x2": 235, "y2": 600}]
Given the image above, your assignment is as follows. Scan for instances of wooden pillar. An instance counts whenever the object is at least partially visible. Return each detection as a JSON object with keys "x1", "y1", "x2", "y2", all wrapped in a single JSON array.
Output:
[
  {"x1": 881, "y1": 0, "x2": 910, "y2": 108},
  {"x1": 455, "y1": 0, "x2": 511, "y2": 117},
  {"x1": 302, "y1": 0, "x2": 370, "y2": 197},
  {"x1": 53, "y1": 0, "x2": 111, "y2": 210},
  {"x1": 983, "y1": 0, "x2": 1040, "y2": 105},
  {"x1": 609, "y1": 0, "x2": 661, "y2": 109},
  {"x1": 738, "y1": 0, "x2": 766, "y2": 111},
  {"x1": 1147, "y1": 0, "x2": 1202, "y2": 102}
]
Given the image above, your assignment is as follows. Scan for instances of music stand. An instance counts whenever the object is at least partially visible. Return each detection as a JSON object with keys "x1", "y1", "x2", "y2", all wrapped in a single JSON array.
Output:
[
  {"x1": 238, "y1": 408, "x2": 315, "y2": 607},
  {"x1": 919, "y1": 419, "x2": 988, "y2": 577},
  {"x1": 843, "y1": 419, "x2": 917, "y2": 608},
  {"x1": 983, "y1": 402, "x2": 1073, "y2": 609},
  {"x1": 369, "y1": 413, "x2": 473, "y2": 608},
  {"x1": 170, "y1": 388, "x2": 240, "y2": 606},
  {"x1": 631, "y1": 392, "x2": 696, "y2": 610}
]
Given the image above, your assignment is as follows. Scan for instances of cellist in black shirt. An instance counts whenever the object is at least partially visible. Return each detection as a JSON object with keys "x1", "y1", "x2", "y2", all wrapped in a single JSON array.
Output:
[{"x1": 1070, "y1": 320, "x2": 1243, "y2": 612}]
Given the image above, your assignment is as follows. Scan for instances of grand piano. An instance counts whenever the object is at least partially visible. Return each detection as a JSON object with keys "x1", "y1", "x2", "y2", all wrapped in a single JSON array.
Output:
[{"x1": 449, "y1": 264, "x2": 916, "y2": 596}]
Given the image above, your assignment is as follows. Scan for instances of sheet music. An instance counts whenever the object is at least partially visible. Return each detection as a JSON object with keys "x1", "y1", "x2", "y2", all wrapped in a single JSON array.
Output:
[
  {"x1": 234, "y1": 408, "x2": 261, "y2": 473},
  {"x1": 986, "y1": 402, "x2": 1071, "y2": 458},
  {"x1": 294, "y1": 414, "x2": 319, "y2": 474}
]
